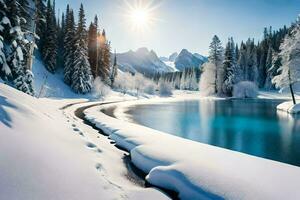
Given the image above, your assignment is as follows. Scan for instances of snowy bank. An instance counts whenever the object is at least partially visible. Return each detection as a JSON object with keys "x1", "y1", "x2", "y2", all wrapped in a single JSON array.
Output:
[
  {"x1": 277, "y1": 101, "x2": 300, "y2": 114},
  {"x1": 0, "y1": 84, "x2": 168, "y2": 200},
  {"x1": 85, "y1": 101, "x2": 300, "y2": 200}
]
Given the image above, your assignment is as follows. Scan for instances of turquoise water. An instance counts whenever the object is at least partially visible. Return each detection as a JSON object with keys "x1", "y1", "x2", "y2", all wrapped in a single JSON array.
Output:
[{"x1": 126, "y1": 99, "x2": 300, "y2": 167}]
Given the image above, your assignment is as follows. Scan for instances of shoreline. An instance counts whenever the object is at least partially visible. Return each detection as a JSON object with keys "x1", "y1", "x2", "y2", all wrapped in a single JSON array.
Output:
[{"x1": 83, "y1": 94, "x2": 300, "y2": 200}]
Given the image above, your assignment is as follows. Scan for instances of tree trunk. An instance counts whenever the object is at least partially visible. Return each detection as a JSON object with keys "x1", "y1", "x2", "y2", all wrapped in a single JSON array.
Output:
[
  {"x1": 289, "y1": 83, "x2": 296, "y2": 105},
  {"x1": 288, "y1": 69, "x2": 296, "y2": 105}
]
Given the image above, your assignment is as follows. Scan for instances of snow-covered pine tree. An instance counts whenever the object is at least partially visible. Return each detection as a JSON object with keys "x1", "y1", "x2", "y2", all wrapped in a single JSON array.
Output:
[
  {"x1": 180, "y1": 68, "x2": 187, "y2": 90},
  {"x1": 88, "y1": 15, "x2": 99, "y2": 78},
  {"x1": 18, "y1": 0, "x2": 30, "y2": 31},
  {"x1": 208, "y1": 35, "x2": 224, "y2": 95},
  {"x1": 71, "y1": 4, "x2": 92, "y2": 94},
  {"x1": 6, "y1": 0, "x2": 33, "y2": 95},
  {"x1": 264, "y1": 45, "x2": 274, "y2": 90},
  {"x1": 222, "y1": 38, "x2": 236, "y2": 96},
  {"x1": 0, "y1": 0, "x2": 11, "y2": 81},
  {"x1": 42, "y1": 0, "x2": 57, "y2": 73},
  {"x1": 235, "y1": 43, "x2": 239, "y2": 62},
  {"x1": 35, "y1": 0, "x2": 46, "y2": 48},
  {"x1": 273, "y1": 17, "x2": 300, "y2": 104},
  {"x1": 110, "y1": 51, "x2": 118, "y2": 88},
  {"x1": 63, "y1": 5, "x2": 75, "y2": 85},
  {"x1": 98, "y1": 29, "x2": 111, "y2": 82}
]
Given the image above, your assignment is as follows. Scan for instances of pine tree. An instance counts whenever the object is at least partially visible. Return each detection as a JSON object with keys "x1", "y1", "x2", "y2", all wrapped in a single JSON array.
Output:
[
  {"x1": 238, "y1": 42, "x2": 247, "y2": 80},
  {"x1": 208, "y1": 35, "x2": 224, "y2": 95},
  {"x1": 88, "y1": 15, "x2": 99, "y2": 78},
  {"x1": 18, "y1": 0, "x2": 30, "y2": 31},
  {"x1": 0, "y1": 0, "x2": 11, "y2": 81},
  {"x1": 63, "y1": 5, "x2": 75, "y2": 85},
  {"x1": 35, "y1": 0, "x2": 46, "y2": 48},
  {"x1": 273, "y1": 17, "x2": 300, "y2": 104},
  {"x1": 71, "y1": 4, "x2": 92, "y2": 94},
  {"x1": 6, "y1": 0, "x2": 33, "y2": 95},
  {"x1": 98, "y1": 29, "x2": 111, "y2": 82},
  {"x1": 245, "y1": 39, "x2": 258, "y2": 83},
  {"x1": 222, "y1": 38, "x2": 236, "y2": 96},
  {"x1": 264, "y1": 45, "x2": 274, "y2": 89},
  {"x1": 57, "y1": 12, "x2": 65, "y2": 68},
  {"x1": 110, "y1": 51, "x2": 118, "y2": 87},
  {"x1": 42, "y1": 0, "x2": 57, "y2": 73}
]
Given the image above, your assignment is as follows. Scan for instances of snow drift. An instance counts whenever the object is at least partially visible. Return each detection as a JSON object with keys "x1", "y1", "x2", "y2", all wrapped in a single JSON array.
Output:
[
  {"x1": 277, "y1": 101, "x2": 300, "y2": 114},
  {"x1": 85, "y1": 101, "x2": 300, "y2": 200}
]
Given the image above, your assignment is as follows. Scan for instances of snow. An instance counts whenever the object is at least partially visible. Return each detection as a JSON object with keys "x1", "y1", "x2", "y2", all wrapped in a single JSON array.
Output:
[
  {"x1": 277, "y1": 101, "x2": 300, "y2": 114},
  {"x1": 0, "y1": 83, "x2": 169, "y2": 200},
  {"x1": 84, "y1": 97, "x2": 300, "y2": 200},
  {"x1": 163, "y1": 61, "x2": 178, "y2": 72}
]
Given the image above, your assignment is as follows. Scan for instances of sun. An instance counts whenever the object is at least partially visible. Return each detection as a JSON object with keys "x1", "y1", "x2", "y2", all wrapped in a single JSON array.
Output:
[
  {"x1": 130, "y1": 8, "x2": 150, "y2": 28},
  {"x1": 124, "y1": 0, "x2": 161, "y2": 31}
]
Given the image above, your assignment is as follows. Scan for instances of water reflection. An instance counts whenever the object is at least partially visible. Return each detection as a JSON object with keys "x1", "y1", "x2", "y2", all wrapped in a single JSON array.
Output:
[{"x1": 126, "y1": 99, "x2": 300, "y2": 166}]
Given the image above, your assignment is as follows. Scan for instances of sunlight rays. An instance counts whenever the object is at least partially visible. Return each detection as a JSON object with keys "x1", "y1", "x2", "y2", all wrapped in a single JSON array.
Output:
[{"x1": 123, "y1": 0, "x2": 162, "y2": 32}]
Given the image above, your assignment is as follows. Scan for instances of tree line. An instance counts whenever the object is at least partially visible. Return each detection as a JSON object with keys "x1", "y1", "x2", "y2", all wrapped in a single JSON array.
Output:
[
  {"x1": 41, "y1": 1, "x2": 114, "y2": 94},
  {"x1": 200, "y1": 25, "x2": 289, "y2": 97},
  {"x1": 0, "y1": 0, "x2": 116, "y2": 95}
]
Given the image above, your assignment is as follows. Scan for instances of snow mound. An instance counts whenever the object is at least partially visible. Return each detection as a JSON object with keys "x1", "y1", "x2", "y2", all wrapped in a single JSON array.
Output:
[
  {"x1": 85, "y1": 102, "x2": 300, "y2": 200},
  {"x1": 277, "y1": 101, "x2": 300, "y2": 114}
]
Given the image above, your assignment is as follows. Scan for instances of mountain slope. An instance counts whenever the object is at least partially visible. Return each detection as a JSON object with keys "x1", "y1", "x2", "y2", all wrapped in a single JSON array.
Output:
[
  {"x1": 174, "y1": 49, "x2": 207, "y2": 71},
  {"x1": 161, "y1": 50, "x2": 207, "y2": 72},
  {"x1": 116, "y1": 48, "x2": 174, "y2": 75}
]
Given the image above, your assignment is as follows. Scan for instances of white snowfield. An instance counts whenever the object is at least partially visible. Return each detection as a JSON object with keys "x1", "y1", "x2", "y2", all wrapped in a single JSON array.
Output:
[
  {"x1": 0, "y1": 84, "x2": 168, "y2": 200},
  {"x1": 85, "y1": 100, "x2": 300, "y2": 200},
  {"x1": 277, "y1": 101, "x2": 300, "y2": 114}
]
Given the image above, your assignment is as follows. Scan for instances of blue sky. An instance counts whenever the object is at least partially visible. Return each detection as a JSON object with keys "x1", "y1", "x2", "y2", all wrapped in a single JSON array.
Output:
[{"x1": 56, "y1": 0, "x2": 300, "y2": 56}]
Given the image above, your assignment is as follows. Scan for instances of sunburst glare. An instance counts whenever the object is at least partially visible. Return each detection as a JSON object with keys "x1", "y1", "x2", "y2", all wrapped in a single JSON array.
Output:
[{"x1": 124, "y1": 0, "x2": 161, "y2": 32}]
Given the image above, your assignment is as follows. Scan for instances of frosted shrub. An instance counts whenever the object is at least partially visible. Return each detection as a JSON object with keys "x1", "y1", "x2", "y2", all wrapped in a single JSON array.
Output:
[
  {"x1": 92, "y1": 77, "x2": 110, "y2": 99},
  {"x1": 144, "y1": 82, "x2": 157, "y2": 95},
  {"x1": 199, "y1": 62, "x2": 217, "y2": 96},
  {"x1": 159, "y1": 82, "x2": 173, "y2": 96},
  {"x1": 114, "y1": 72, "x2": 134, "y2": 94},
  {"x1": 133, "y1": 73, "x2": 145, "y2": 96},
  {"x1": 233, "y1": 81, "x2": 258, "y2": 98}
]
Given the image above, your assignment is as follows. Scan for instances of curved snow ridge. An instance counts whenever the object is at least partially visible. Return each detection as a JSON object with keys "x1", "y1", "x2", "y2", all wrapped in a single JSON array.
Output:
[
  {"x1": 84, "y1": 103, "x2": 300, "y2": 200},
  {"x1": 277, "y1": 101, "x2": 300, "y2": 114}
]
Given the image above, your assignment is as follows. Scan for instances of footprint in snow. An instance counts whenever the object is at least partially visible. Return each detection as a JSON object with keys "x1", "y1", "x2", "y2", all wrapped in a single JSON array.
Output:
[
  {"x1": 73, "y1": 128, "x2": 80, "y2": 132},
  {"x1": 95, "y1": 163, "x2": 103, "y2": 171},
  {"x1": 79, "y1": 132, "x2": 84, "y2": 137},
  {"x1": 86, "y1": 142, "x2": 97, "y2": 149}
]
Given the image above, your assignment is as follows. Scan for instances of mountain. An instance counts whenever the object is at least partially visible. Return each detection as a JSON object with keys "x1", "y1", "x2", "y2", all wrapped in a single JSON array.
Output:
[
  {"x1": 116, "y1": 48, "x2": 174, "y2": 75},
  {"x1": 160, "y1": 50, "x2": 207, "y2": 72},
  {"x1": 174, "y1": 49, "x2": 207, "y2": 71},
  {"x1": 169, "y1": 52, "x2": 178, "y2": 62}
]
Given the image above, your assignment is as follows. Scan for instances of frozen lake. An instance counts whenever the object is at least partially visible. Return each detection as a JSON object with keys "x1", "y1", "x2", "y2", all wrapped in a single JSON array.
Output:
[{"x1": 125, "y1": 99, "x2": 300, "y2": 167}]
